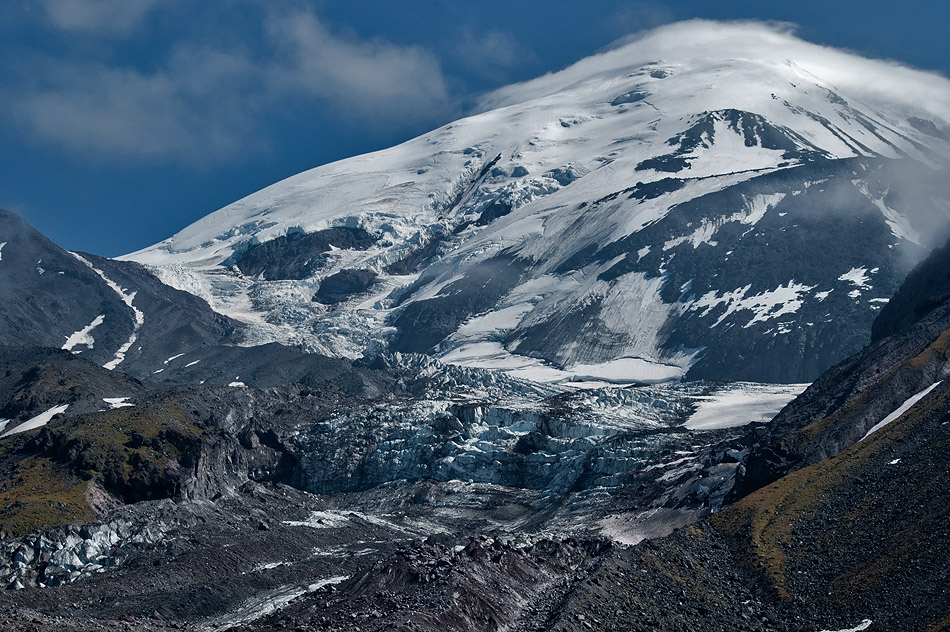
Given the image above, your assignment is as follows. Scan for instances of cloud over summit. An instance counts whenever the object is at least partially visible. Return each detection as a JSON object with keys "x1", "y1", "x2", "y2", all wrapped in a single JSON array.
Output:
[{"x1": 479, "y1": 19, "x2": 950, "y2": 125}]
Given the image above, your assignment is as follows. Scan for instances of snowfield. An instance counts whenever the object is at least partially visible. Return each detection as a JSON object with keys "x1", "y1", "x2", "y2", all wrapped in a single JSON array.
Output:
[{"x1": 685, "y1": 383, "x2": 809, "y2": 430}]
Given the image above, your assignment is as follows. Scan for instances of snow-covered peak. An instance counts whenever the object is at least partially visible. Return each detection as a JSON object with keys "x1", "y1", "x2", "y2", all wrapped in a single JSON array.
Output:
[
  {"x1": 121, "y1": 21, "x2": 950, "y2": 386},
  {"x1": 125, "y1": 21, "x2": 950, "y2": 267},
  {"x1": 480, "y1": 20, "x2": 950, "y2": 119}
]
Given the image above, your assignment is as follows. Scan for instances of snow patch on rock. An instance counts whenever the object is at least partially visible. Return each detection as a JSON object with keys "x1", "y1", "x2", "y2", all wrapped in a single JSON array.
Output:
[
  {"x1": 62, "y1": 314, "x2": 105, "y2": 352},
  {"x1": 838, "y1": 267, "x2": 872, "y2": 290},
  {"x1": 103, "y1": 397, "x2": 133, "y2": 409},
  {"x1": 690, "y1": 281, "x2": 816, "y2": 329},
  {"x1": 70, "y1": 253, "x2": 144, "y2": 370},
  {"x1": 861, "y1": 381, "x2": 942, "y2": 441},
  {"x1": 1, "y1": 404, "x2": 69, "y2": 438}
]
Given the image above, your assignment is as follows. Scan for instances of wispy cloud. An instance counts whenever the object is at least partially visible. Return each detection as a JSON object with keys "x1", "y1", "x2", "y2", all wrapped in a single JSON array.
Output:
[
  {"x1": 13, "y1": 48, "x2": 259, "y2": 164},
  {"x1": 2, "y1": 5, "x2": 452, "y2": 166},
  {"x1": 38, "y1": 0, "x2": 161, "y2": 37},
  {"x1": 265, "y1": 9, "x2": 450, "y2": 124}
]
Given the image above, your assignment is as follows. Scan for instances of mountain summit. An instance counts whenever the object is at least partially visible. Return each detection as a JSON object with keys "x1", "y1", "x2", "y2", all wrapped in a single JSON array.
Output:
[{"x1": 126, "y1": 21, "x2": 950, "y2": 384}]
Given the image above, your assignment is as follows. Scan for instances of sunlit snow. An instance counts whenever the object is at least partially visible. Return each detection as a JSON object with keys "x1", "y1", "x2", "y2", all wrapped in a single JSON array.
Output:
[
  {"x1": 0, "y1": 404, "x2": 69, "y2": 438},
  {"x1": 62, "y1": 314, "x2": 105, "y2": 352},
  {"x1": 684, "y1": 383, "x2": 808, "y2": 430},
  {"x1": 690, "y1": 281, "x2": 816, "y2": 329},
  {"x1": 861, "y1": 381, "x2": 942, "y2": 441},
  {"x1": 103, "y1": 397, "x2": 133, "y2": 409},
  {"x1": 838, "y1": 267, "x2": 872, "y2": 290}
]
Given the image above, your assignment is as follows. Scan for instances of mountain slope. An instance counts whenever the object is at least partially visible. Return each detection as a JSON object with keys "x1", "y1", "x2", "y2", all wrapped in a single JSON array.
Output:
[
  {"x1": 539, "y1": 389, "x2": 950, "y2": 631},
  {"x1": 0, "y1": 210, "x2": 405, "y2": 390},
  {"x1": 124, "y1": 21, "x2": 950, "y2": 385},
  {"x1": 204, "y1": 221, "x2": 950, "y2": 632},
  {"x1": 0, "y1": 210, "x2": 140, "y2": 367},
  {"x1": 732, "y1": 236, "x2": 950, "y2": 496},
  {"x1": 539, "y1": 236, "x2": 950, "y2": 632}
]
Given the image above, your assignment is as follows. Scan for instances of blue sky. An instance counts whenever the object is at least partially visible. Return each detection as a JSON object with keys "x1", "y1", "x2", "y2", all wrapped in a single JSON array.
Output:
[{"x1": 2, "y1": 0, "x2": 948, "y2": 257}]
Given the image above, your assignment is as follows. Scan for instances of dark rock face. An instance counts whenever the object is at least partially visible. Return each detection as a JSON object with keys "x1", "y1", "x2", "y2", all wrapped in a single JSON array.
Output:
[
  {"x1": 0, "y1": 347, "x2": 144, "y2": 422},
  {"x1": 0, "y1": 210, "x2": 136, "y2": 367},
  {"x1": 732, "y1": 234, "x2": 950, "y2": 495},
  {"x1": 313, "y1": 269, "x2": 378, "y2": 304},
  {"x1": 872, "y1": 237, "x2": 950, "y2": 341},
  {"x1": 636, "y1": 109, "x2": 827, "y2": 172},
  {"x1": 234, "y1": 227, "x2": 376, "y2": 280},
  {"x1": 610, "y1": 90, "x2": 650, "y2": 106},
  {"x1": 391, "y1": 257, "x2": 525, "y2": 353},
  {"x1": 474, "y1": 199, "x2": 513, "y2": 226},
  {"x1": 143, "y1": 342, "x2": 398, "y2": 395}
]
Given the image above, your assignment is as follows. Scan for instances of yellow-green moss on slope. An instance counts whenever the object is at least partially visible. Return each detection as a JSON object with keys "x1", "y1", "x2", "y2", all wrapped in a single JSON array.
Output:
[
  {"x1": 50, "y1": 403, "x2": 205, "y2": 503},
  {"x1": 781, "y1": 328, "x2": 950, "y2": 457},
  {"x1": 712, "y1": 388, "x2": 949, "y2": 599},
  {"x1": 0, "y1": 457, "x2": 94, "y2": 537},
  {"x1": 0, "y1": 402, "x2": 204, "y2": 536},
  {"x1": 907, "y1": 328, "x2": 950, "y2": 370}
]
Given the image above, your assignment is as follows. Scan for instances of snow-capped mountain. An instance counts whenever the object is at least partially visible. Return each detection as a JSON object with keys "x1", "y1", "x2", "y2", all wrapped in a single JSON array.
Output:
[{"x1": 125, "y1": 21, "x2": 950, "y2": 384}]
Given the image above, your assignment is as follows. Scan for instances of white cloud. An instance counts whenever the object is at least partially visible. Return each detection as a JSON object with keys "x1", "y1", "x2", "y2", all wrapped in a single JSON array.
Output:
[
  {"x1": 452, "y1": 28, "x2": 538, "y2": 81},
  {"x1": 39, "y1": 0, "x2": 160, "y2": 36},
  {"x1": 13, "y1": 49, "x2": 260, "y2": 164},
  {"x1": 265, "y1": 9, "x2": 450, "y2": 124},
  {"x1": 6, "y1": 7, "x2": 452, "y2": 165}
]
